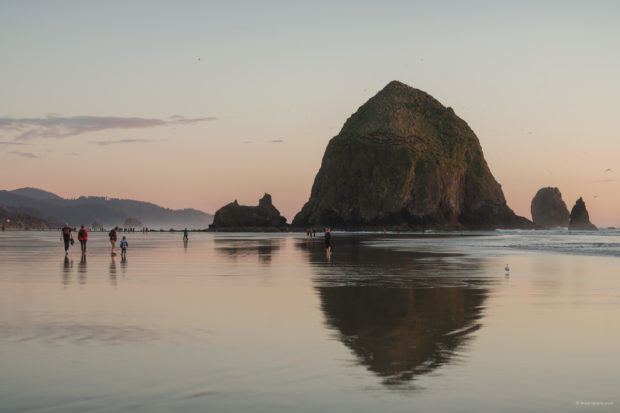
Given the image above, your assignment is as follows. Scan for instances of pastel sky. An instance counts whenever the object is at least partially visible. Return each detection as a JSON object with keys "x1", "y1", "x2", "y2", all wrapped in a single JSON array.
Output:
[{"x1": 1, "y1": 1, "x2": 619, "y2": 226}]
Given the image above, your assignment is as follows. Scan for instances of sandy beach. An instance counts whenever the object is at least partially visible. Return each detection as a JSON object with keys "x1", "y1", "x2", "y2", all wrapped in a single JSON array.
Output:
[{"x1": 1, "y1": 230, "x2": 618, "y2": 412}]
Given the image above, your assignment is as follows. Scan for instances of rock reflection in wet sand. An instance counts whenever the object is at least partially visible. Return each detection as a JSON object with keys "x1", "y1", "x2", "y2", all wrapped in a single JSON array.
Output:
[
  {"x1": 301, "y1": 235, "x2": 489, "y2": 387},
  {"x1": 214, "y1": 237, "x2": 282, "y2": 264}
]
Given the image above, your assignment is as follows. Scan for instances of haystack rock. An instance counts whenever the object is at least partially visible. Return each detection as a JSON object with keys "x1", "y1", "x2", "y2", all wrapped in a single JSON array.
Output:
[
  {"x1": 293, "y1": 81, "x2": 533, "y2": 229},
  {"x1": 568, "y1": 197, "x2": 597, "y2": 230},
  {"x1": 530, "y1": 187, "x2": 570, "y2": 228},
  {"x1": 209, "y1": 194, "x2": 287, "y2": 231}
]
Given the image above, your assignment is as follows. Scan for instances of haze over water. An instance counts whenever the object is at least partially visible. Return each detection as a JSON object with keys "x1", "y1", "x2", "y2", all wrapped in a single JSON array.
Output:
[{"x1": 1, "y1": 230, "x2": 619, "y2": 412}]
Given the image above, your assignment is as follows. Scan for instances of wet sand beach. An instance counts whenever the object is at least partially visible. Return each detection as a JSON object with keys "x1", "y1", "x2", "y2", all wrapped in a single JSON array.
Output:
[{"x1": 1, "y1": 230, "x2": 619, "y2": 412}]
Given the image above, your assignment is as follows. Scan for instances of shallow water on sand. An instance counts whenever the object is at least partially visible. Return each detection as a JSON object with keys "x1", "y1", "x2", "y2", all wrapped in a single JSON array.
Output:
[{"x1": 1, "y1": 231, "x2": 619, "y2": 412}]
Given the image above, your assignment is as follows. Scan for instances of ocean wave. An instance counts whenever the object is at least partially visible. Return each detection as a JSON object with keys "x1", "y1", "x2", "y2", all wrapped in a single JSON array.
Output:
[{"x1": 366, "y1": 231, "x2": 620, "y2": 258}]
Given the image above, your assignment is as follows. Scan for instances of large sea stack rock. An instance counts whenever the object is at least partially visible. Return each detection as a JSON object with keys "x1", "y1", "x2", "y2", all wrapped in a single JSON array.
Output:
[
  {"x1": 293, "y1": 81, "x2": 532, "y2": 229},
  {"x1": 569, "y1": 197, "x2": 597, "y2": 230},
  {"x1": 209, "y1": 194, "x2": 287, "y2": 231},
  {"x1": 530, "y1": 187, "x2": 570, "y2": 228}
]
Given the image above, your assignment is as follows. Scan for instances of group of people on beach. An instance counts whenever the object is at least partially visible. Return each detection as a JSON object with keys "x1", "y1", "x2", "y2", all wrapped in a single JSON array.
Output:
[
  {"x1": 61, "y1": 224, "x2": 128, "y2": 258},
  {"x1": 61, "y1": 224, "x2": 332, "y2": 259}
]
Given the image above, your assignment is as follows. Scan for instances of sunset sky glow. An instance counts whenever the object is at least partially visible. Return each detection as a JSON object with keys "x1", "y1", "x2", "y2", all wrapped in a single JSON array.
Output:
[{"x1": 1, "y1": 1, "x2": 619, "y2": 226}]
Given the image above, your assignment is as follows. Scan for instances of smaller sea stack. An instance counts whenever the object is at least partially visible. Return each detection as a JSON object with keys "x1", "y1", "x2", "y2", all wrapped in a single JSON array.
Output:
[
  {"x1": 568, "y1": 197, "x2": 597, "y2": 230},
  {"x1": 530, "y1": 187, "x2": 569, "y2": 228},
  {"x1": 209, "y1": 194, "x2": 287, "y2": 231}
]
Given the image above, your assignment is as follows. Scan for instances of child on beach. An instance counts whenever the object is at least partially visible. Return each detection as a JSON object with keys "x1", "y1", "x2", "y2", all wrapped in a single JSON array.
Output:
[{"x1": 120, "y1": 236, "x2": 128, "y2": 259}]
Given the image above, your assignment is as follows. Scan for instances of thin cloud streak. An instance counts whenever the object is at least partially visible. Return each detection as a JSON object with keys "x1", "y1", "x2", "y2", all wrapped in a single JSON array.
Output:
[
  {"x1": 8, "y1": 150, "x2": 37, "y2": 158},
  {"x1": 0, "y1": 141, "x2": 28, "y2": 146},
  {"x1": 241, "y1": 139, "x2": 284, "y2": 144},
  {"x1": 89, "y1": 138, "x2": 155, "y2": 146},
  {"x1": 0, "y1": 115, "x2": 217, "y2": 141}
]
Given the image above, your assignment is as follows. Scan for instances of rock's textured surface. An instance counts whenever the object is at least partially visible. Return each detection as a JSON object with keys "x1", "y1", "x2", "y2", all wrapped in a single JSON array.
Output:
[
  {"x1": 293, "y1": 81, "x2": 532, "y2": 229},
  {"x1": 569, "y1": 197, "x2": 597, "y2": 230},
  {"x1": 210, "y1": 194, "x2": 287, "y2": 230},
  {"x1": 530, "y1": 187, "x2": 570, "y2": 227}
]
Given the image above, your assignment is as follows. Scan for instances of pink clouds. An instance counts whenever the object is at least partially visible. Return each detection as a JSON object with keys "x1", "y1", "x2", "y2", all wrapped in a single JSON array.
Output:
[{"x1": 0, "y1": 115, "x2": 216, "y2": 141}]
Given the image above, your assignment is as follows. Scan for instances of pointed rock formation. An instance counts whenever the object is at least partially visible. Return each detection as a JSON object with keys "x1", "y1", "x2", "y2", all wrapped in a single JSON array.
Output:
[
  {"x1": 569, "y1": 197, "x2": 597, "y2": 230},
  {"x1": 293, "y1": 81, "x2": 532, "y2": 229},
  {"x1": 209, "y1": 193, "x2": 287, "y2": 231},
  {"x1": 530, "y1": 187, "x2": 570, "y2": 228}
]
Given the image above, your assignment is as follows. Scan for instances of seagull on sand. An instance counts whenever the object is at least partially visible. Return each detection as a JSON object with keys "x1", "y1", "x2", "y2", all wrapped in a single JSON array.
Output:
[{"x1": 505, "y1": 264, "x2": 510, "y2": 272}]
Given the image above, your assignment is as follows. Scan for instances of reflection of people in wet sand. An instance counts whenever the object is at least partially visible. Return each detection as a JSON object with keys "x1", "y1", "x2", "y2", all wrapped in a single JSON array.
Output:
[
  {"x1": 79, "y1": 255, "x2": 87, "y2": 269},
  {"x1": 61, "y1": 223, "x2": 73, "y2": 255},
  {"x1": 325, "y1": 227, "x2": 332, "y2": 257},
  {"x1": 78, "y1": 255, "x2": 87, "y2": 284},
  {"x1": 183, "y1": 228, "x2": 189, "y2": 241},
  {"x1": 109, "y1": 226, "x2": 118, "y2": 256},
  {"x1": 77, "y1": 225, "x2": 88, "y2": 256},
  {"x1": 62, "y1": 256, "x2": 73, "y2": 285},
  {"x1": 109, "y1": 256, "x2": 117, "y2": 284},
  {"x1": 63, "y1": 255, "x2": 72, "y2": 270},
  {"x1": 120, "y1": 236, "x2": 128, "y2": 259}
]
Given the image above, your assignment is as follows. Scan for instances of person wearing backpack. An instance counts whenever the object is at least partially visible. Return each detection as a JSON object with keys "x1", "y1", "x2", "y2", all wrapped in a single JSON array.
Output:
[
  {"x1": 109, "y1": 226, "x2": 118, "y2": 256},
  {"x1": 77, "y1": 225, "x2": 88, "y2": 256}
]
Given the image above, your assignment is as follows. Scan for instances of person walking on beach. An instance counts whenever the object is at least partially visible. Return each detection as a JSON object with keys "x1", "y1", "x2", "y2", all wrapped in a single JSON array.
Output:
[
  {"x1": 120, "y1": 236, "x2": 128, "y2": 259},
  {"x1": 109, "y1": 226, "x2": 118, "y2": 256},
  {"x1": 77, "y1": 225, "x2": 88, "y2": 256},
  {"x1": 183, "y1": 228, "x2": 189, "y2": 241},
  {"x1": 61, "y1": 223, "x2": 73, "y2": 255},
  {"x1": 325, "y1": 227, "x2": 332, "y2": 258}
]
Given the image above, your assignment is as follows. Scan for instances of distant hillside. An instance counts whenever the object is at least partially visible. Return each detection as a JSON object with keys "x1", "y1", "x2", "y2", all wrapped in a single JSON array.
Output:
[
  {"x1": 0, "y1": 204, "x2": 54, "y2": 230},
  {"x1": 0, "y1": 188, "x2": 213, "y2": 229},
  {"x1": 10, "y1": 187, "x2": 64, "y2": 202}
]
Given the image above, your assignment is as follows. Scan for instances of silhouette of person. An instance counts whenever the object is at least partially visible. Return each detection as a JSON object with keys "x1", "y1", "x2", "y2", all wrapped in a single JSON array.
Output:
[
  {"x1": 325, "y1": 227, "x2": 332, "y2": 258},
  {"x1": 109, "y1": 226, "x2": 118, "y2": 256},
  {"x1": 61, "y1": 223, "x2": 73, "y2": 255},
  {"x1": 77, "y1": 225, "x2": 88, "y2": 256}
]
